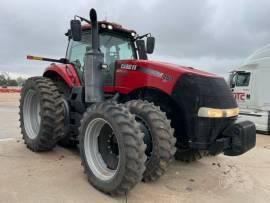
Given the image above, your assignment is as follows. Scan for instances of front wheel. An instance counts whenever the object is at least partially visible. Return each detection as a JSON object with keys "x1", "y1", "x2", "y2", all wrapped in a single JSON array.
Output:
[
  {"x1": 79, "y1": 102, "x2": 146, "y2": 195},
  {"x1": 126, "y1": 100, "x2": 176, "y2": 182}
]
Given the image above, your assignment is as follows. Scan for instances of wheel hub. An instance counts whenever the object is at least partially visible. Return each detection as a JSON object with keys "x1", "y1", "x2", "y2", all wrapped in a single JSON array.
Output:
[
  {"x1": 136, "y1": 116, "x2": 153, "y2": 157},
  {"x1": 98, "y1": 124, "x2": 119, "y2": 170},
  {"x1": 84, "y1": 118, "x2": 120, "y2": 181}
]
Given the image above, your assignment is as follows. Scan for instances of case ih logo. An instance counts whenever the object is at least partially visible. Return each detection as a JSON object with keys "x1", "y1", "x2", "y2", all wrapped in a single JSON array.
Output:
[
  {"x1": 161, "y1": 74, "x2": 173, "y2": 81},
  {"x1": 233, "y1": 92, "x2": 245, "y2": 101},
  {"x1": 120, "y1": 64, "x2": 137, "y2": 70},
  {"x1": 119, "y1": 64, "x2": 173, "y2": 82}
]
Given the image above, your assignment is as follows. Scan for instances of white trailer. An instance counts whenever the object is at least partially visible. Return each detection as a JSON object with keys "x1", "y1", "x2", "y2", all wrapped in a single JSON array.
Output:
[{"x1": 229, "y1": 44, "x2": 270, "y2": 134}]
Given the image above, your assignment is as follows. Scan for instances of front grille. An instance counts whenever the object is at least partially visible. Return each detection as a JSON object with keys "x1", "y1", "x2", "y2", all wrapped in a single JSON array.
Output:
[
  {"x1": 191, "y1": 117, "x2": 235, "y2": 148},
  {"x1": 172, "y1": 74, "x2": 237, "y2": 148}
]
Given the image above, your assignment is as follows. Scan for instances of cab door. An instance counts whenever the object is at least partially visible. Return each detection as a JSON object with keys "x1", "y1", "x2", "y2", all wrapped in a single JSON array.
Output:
[{"x1": 231, "y1": 71, "x2": 253, "y2": 108}]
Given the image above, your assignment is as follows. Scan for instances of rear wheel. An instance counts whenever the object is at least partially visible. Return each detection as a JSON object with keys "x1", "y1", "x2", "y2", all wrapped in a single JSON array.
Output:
[
  {"x1": 19, "y1": 77, "x2": 65, "y2": 151},
  {"x1": 126, "y1": 100, "x2": 176, "y2": 182},
  {"x1": 79, "y1": 102, "x2": 146, "y2": 195},
  {"x1": 52, "y1": 79, "x2": 77, "y2": 148}
]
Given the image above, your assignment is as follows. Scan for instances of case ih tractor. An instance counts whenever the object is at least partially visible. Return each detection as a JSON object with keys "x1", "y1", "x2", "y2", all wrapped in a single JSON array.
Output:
[{"x1": 19, "y1": 9, "x2": 256, "y2": 195}]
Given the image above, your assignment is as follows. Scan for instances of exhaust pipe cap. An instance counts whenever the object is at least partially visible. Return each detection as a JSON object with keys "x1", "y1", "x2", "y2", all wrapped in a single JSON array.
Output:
[{"x1": 90, "y1": 8, "x2": 97, "y2": 22}]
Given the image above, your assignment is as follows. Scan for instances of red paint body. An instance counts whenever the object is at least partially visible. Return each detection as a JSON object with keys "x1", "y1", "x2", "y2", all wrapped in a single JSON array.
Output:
[
  {"x1": 44, "y1": 64, "x2": 81, "y2": 87},
  {"x1": 114, "y1": 60, "x2": 219, "y2": 95},
  {"x1": 44, "y1": 59, "x2": 220, "y2": 96}
]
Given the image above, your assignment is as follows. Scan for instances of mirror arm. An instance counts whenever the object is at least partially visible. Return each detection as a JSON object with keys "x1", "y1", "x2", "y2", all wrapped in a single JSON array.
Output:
[
  {"x1": 75, "y1": 15, "x2": 91, "y2": 24},
  {"x1": 70, "y1": 19, "x2": 82, "y2": 41},
  {"x1": 135, "y1": 33, "x2": 151, "y2": 40}
]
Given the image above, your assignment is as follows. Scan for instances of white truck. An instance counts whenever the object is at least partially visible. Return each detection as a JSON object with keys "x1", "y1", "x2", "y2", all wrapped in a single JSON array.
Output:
[{"x1": 229, "y1": 44, "x2": 270, "y2": 134}]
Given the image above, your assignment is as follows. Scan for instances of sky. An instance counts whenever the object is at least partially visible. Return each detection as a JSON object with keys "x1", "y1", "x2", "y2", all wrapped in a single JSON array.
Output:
[{"x1": 0, "y1": 0, "x2": 270, "y2": 78}]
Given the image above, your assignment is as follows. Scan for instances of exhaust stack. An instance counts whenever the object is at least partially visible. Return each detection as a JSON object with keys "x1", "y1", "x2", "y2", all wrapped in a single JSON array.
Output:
[{"x1": 84, "y1": 8, "x2": 104, "y2": 103}]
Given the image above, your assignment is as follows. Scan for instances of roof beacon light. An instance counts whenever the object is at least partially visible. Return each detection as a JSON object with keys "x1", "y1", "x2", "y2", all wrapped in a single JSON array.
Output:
[
  {"x1": 107, "y1": 25, "x2": 113, "y2": 30},
  {"x1": 101, "y1": 23, "x2": 106, "y2": 29}
]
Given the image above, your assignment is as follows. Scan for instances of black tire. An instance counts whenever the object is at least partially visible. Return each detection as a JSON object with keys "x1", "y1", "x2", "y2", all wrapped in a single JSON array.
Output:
[
  {"x1": 125, "y1": 100, "x2": 176, "y2": 182},
  {"x1": 174, "y1": 148, "x2": 208, "y2": 162},
  {"x1": 79, "y1": 102, "x2": 146, "y2": 195},
  {"x1": 58, "y1": 133, "x2": 78, "y2": 148},
  {"x1": 53, "y1": 79, "x2": 76, "y2": 148},
  {"x1": 58, "y1": 134, "x2": 73, "y2": 147},
  {"x1": 19, "y1": 77, "x2": 65, "y2": 152}
]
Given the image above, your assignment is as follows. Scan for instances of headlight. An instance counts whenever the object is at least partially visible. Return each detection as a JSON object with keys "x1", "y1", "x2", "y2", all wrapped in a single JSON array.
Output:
[
  {"x1": 198, "y1": 107, "x2": 239, "y2": 118},
  {"x1": 107, "y1": 25, "x2": 113, "y2": 30}
]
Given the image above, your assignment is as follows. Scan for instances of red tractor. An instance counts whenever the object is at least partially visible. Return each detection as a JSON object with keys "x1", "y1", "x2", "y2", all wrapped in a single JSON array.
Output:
[{"x1": 20, "y1": 9, "x2": 256, "y2": 195}]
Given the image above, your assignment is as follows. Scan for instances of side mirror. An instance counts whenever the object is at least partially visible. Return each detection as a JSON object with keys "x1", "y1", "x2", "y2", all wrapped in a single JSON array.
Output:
[
  {"x1": 136, "y1": 40, "x2": 147, "y2": 60},
  {"x1": 146, "y1": 36, "x2": 155, "y2": 54},
  {"x1": 70, "y1": 20, "x2": 82, "y2": 41}
]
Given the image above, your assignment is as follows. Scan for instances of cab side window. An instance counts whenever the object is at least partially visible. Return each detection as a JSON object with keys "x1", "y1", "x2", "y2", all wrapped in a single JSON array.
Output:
[
  {"x1": 236, "y1": 72, "x2": 250, "y2": 87},
  {"x1": 68, "y1": 40, "x2": 88, "y2": 72},
  {"x1": 118, "y1": 42, "x2": 134, "y2": 59}
]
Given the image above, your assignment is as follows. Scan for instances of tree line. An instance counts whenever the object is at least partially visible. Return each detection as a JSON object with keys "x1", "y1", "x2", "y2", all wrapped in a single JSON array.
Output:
[{"x1": 0, "y1": 74, "x2": 26, "y2": 87}]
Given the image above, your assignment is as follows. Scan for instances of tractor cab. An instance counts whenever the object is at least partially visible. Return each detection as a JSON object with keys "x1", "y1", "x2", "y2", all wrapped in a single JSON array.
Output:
[{"x1": 66, "y1": 21, "x2": 155, "y2": 85}]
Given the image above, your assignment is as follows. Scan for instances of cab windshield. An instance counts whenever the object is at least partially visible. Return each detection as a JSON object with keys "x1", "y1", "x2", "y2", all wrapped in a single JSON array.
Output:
[{"x1": 67, "y1": 31, "x2": 136, "y2": 71}]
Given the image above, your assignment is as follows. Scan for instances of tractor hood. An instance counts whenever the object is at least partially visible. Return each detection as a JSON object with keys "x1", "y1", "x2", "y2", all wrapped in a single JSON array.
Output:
[
  {"x1": 117, "y1": 60, "x2": 237, "y2": 148},
  {"x1": 117, "y1": 59, "x2": 221, "y2": 81},
  {"x1": 115, "y1": 59, "x2": 225, "y2": 96}
]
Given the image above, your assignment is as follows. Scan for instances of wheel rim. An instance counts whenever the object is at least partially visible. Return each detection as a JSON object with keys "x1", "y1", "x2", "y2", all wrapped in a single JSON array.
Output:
[
  {"x1": 135, "y1": 116, "x2": 153, "y2": 158},
  {"x1": 62, "y1": 98, "x2": 70, "y2": 126},
  {"x1": 84, "y1": 118, "x2": 120, "y2": 181},
  {"x1": 23, "y1": 89, "x2": 41, "y2": 139}
]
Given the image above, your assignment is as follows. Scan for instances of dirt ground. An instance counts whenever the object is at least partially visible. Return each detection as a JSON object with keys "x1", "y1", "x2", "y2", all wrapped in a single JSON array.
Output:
[{"x1": 0, "y1": 93, "x2": 270, "y2": 203}]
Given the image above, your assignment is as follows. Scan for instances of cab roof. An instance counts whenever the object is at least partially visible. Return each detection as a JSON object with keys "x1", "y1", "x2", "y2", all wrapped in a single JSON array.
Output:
[
  {"x1": 82, "y1": 20, "x2": 136, "y2": 33},
  {"x1": 66, "y1": 21, "x2": 137, "y2": 39},
  {"x1": 82, "y1": 21, "x2": 137, "y2": 36}
]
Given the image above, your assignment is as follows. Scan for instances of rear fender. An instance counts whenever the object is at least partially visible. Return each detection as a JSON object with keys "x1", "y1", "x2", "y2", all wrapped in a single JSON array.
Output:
[{"x1": 43, "y1": 64, "x2": 81, "y2": 87}]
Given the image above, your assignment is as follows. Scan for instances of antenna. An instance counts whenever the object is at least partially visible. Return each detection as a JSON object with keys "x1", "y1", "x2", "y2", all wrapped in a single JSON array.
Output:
[{"x1": 105, "y1": 11, "x2": 108, "y2": 21}]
